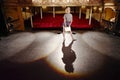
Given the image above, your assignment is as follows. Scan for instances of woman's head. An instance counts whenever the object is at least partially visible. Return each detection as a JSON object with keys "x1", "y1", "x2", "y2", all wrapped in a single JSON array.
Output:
[{"x1": 65, "y1": 7, "x2": 71, "y2": 13}]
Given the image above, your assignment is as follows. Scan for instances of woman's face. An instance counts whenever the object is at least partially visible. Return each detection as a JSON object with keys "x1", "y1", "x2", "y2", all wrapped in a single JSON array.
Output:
[{"x1": 65, "y1": 7, "x2": 70, "y2": 13}]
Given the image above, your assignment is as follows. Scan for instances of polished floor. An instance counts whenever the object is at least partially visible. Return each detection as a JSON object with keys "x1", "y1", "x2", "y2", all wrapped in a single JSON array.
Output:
[{"x1": 0, "y1": 30, "x2": 120, "y2": 80}]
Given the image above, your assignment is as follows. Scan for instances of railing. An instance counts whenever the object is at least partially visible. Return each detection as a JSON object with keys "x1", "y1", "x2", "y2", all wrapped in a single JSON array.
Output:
[{"x1": 101, "y1": 19, "x2": 115, "y2": 33}]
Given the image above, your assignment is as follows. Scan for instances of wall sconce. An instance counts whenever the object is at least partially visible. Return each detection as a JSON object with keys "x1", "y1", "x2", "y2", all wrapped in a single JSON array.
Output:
[
  {"x1": 62, "y1": 5, "x2": 66, "y2": 8},
  {"x1": 81, "y1": 6, "x2": 86, "y2": 9},
  {"x1": 26, "y1": 7, "x2": 29, "y2": 10},
  {"x1": 99, "y1": 7, "x2": 102, "y2": 12},
  {"x1": 52, "y1": 0, "x2": 55, "y2": 3},
  {"x1": 67, "y1": 0, "x2": 70, "y2": 3},
  {"x1": 93, "y1": 6, "x2": 97, "y2": 11},
  {"x1": 87, "y1": 0, "x2": 89, "y2": 2},
  {"x1": 32, "y1": 0, "x2": 42, "y2": 3},
  {"x1": 93, "y1": 7, "x2": 97, "y2": 10},
  {"x1": 42, "y1": 6, "x2": 47, "y2": 9}
]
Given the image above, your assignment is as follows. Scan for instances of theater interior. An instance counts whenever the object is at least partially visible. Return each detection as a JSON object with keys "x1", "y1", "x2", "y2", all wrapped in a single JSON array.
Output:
[{"x1": 0, "y1": 0, "x2": 120, "y2": 80}]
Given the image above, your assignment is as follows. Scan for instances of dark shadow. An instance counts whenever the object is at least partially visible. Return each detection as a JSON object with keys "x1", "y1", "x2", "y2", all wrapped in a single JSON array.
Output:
[{"x1": 62, "y1": 40, "x2": 76, "y2": 73}]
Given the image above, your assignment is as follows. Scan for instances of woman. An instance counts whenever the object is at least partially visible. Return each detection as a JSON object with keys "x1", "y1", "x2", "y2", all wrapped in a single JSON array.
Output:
[{"x1": 63, "y1": 7, "x2": 75, "y2": 41}]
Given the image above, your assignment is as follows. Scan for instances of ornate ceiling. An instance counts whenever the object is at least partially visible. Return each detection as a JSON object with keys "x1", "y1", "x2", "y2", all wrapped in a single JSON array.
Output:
[
  {"x1": 3, "y1": 0, "x2": 119, "y2": 7},
  {"x1": 32, "y1": 0, "x2": 102, "y2": 6}
]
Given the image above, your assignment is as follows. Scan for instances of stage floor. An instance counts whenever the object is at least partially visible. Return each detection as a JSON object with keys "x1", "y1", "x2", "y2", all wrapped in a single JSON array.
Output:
[{"x1": 0, "y1": 30, "x2": 120, "y2": 80}]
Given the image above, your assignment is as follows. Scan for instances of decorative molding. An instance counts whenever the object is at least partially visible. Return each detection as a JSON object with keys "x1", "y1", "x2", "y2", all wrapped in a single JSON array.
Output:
[{"x1": 32, "y1": 0, "x2": 102, "y2": 6}]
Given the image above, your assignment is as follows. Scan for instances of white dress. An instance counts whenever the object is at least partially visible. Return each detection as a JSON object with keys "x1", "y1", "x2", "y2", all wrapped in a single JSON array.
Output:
[{"x1": 64, "y1": 26, "x2": 71, "y2": 32}]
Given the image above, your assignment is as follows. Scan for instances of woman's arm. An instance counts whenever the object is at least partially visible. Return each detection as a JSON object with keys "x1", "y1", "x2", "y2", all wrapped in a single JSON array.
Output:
[
  {"x1": 63, "y1": 15, "x2": 66, "y2": 27},
  {"x1": 69, "y1": 14, "x2": 73, "y2": 26}
]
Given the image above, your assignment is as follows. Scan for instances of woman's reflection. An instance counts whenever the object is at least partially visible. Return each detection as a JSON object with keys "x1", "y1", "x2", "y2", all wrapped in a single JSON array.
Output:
[{"x1": 62, "y1": 40, "x2": 76, "y2": 73}]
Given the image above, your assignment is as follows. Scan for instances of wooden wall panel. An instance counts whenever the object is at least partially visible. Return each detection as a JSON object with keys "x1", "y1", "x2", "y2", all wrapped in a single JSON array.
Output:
[
  {"x1": 18, "y1": 0, "x2": 32, "y2": 6},
  {"x1": 3, "y1": 0, "x2": 18, "y2": 3},
  {"x1": 4, "y1": 6, "x2": 24, "y2": 31},
  {"x1": 3, "y1": 0, "x2": 18, "y2": 6},
  {"x1": 104, "y1": 8, "x2": 115, "y2": 20},
  {"x1": 3, "y1": 0, "x2": 32, "y2": 6},
  {"x1": 18, "y1": 0, "x2": 32, "y2": 4}
]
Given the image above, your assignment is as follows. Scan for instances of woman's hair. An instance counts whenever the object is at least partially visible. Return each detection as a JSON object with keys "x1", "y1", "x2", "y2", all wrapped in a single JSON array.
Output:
[{"x1": 65, "y1": 7, "x2": 71, "y2": 13}]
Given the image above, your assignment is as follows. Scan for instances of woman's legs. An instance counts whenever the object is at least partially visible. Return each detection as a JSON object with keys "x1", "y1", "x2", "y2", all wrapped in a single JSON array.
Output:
[
  {"x1": 63, "y1": 27, "x2": 65, "y2": 40},
  {"x1": 63, "y1": 32, "x2": 65, "y2": 40},
  {"x1": 63, "y1": 25, "x2": 75, "y2": 41},
  {"x1": 70, "y1": 31, "x2": 74, "y2": 40},
  {"x1": 69, "y1": 25, "x2": 74, "y2": 40},
  {"x1": 63, "y1": 28, "x2": 75, "y2": 41}
]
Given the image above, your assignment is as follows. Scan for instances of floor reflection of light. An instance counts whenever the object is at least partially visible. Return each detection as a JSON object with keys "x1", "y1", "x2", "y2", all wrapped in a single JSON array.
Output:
[
  {"x1": 46, "y1": 32, "x2": 105, "y2": 77},
  {"x1": 1, "y1": 31, "x2": 119, "y2": 78},
  {"x1": 82, "y1": 31, "x2": 120, "y2": 60},
  {"x1": 0, "y1": 32, "x2": 35, "y2": 61},
  {"x1": 8, "y1": 31, "x2": 61, "y2": 63},
  {"x1": 46, "y1": 33, "x2": 78, "y2": 77}
]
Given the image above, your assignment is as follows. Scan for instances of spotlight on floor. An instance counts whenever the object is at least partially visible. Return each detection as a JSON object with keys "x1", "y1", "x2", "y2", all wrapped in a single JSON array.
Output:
[
  {"x1": 8, "y1": 31, "x2": 61, "y2": 63},
  {"x1": 46, "y1": 32, "x2": 105, "y2": 78}
]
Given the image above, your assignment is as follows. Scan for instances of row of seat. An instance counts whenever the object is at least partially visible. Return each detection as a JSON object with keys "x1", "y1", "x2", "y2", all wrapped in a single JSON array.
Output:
[{"x1": 32, "y1": 13, "x2": 94, "y2": 29}]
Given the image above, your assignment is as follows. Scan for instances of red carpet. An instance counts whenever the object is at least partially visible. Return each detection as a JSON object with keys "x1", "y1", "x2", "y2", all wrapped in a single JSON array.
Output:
[{"x1": 33, "y1": 13, "x2": 100, "y2": 29}]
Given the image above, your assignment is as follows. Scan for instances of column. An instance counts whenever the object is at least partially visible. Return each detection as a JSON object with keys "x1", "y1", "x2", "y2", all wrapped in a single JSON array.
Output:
[
  {"x1": 79, "y1": 7, "x2": 81, "y2": 19},
  {"x1": 53, "y1": 7, "x2": 55, "y2": 18},
  {"x1": 30, "y1": 15, "x2": 33, "y2": 28},
  {"x1": 89, "y1": 6, "x2": 93, "y2": 25},
  {"x1": 40, "y1": 7, "x2": 43, "y2": 19}
]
